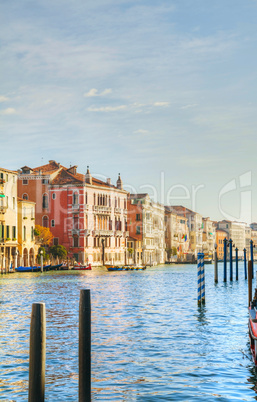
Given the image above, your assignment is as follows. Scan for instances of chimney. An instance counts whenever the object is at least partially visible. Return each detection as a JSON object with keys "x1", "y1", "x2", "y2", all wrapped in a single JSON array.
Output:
[
  {"x1": 106, "y1": 178, "x2": 111, "y2": 186},
  {"x1": 68, "y1": 165, "x2": 77, "y2": 175},
  {"x1": 58, "y1": 163, "x2": 60, "y2": 168},
  {"x1": 85, "y1": 166, "x2": 92, "y2": 185},
  {"x1": 116, "y1": 173, "x2": 123, "y2": 190}
]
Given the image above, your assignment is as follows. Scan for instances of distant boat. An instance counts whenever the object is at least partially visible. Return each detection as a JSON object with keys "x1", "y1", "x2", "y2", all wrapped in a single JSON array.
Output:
[
  {"x1": 15, "y1": 265, "x2": 52, "y2": 272},
  {"x1": 107, "y1": 265, "x2": 146, "y2": 271},
  {"x1": 73, "y1": 264, "x2": 92, "y2": 270}
]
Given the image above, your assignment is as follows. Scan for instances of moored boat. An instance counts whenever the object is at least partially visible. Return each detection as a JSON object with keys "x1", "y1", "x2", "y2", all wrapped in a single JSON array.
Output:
[
  {"x1": 73, "y1": 264, "x2": 92, "y2": 270},
  {"x1": 15, "y1": 265, "x2": 51, "y2": 272},
  {"x1": 107, "y1": 265, "x2": 146, "y2": 271},
  {"x1": 249, "y1": 288, "x2": 257, "y2": 364}
]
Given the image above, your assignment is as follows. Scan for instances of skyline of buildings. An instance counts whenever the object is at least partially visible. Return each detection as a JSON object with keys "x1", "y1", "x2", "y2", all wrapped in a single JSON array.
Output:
[{"x1": 0, "y1": 160, "x2": 256, "y2": 268}]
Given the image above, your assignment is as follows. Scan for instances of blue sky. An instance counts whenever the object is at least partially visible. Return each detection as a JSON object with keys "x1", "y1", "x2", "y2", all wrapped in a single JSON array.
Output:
[{"x1": 1, "y1": 0, "x2": 257, "y2": 223}]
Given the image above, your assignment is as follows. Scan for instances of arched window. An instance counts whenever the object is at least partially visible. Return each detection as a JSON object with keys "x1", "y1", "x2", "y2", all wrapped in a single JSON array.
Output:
[
  {"x1": 73, "y1": 192, "x2": 79, "y2": 205},
  {"x1": 23, "y1": 226, "x2": 26, "y2": 241},
  {"x1": 124, "y1": 199, "x2": 127, "y2": 209},
  {"x1": 51, "y1": 219, "x2": 55, "y2": 227},
  {"x1": 42, "y1": 215, "x2": 49, "y2": 228},
  {"x1": 109, "y1": 196, "x2": 111, "y2": 207},
  {"x1": 93, "y1": 193, "x2": 95, "y2": 205},
  {"x1": 85, "y1": 192, "x2": 88, "y2": 204},
  {"x1": 22, "y1": 193, "x2": 28, "y2": 200},
  {"x1": 42, "y1": 193, "x2": 48, "y2": 209},
  {"x1": 115, "y1": 197, "x2": 117, "y2": 207}
]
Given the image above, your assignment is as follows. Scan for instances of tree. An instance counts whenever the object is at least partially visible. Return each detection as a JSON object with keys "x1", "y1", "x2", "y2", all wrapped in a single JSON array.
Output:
[
  {"x1": 172, "y1": 247, "x2": 177, "y2": 256},
  {"x1": 34, "y1": 225, "x2": 53, "y2": 246},
  {"x1": 36, "y1": 246, "x2": 49, "y2": 263},
  {"x1": 49, "y1": 245, "x2": 67, "y2": 260}
]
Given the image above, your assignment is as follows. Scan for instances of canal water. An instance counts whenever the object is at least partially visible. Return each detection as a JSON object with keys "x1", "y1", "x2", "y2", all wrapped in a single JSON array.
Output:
[{"x1": 0, "y1": 263, "x2": 257, "y2": 401}]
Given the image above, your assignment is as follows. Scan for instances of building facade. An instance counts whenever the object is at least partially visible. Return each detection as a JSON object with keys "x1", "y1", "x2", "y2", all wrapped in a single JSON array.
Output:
[
  {"x1": 17, "y1": 198, "x2": 36, "y2": 266},
  {"x1": 215, "y1": 229, "x2": 228, "y2": 260},
  {"x1": 0, "y1": 168, "x2": 18, "y2": 270},
  {"x1": 165, "y1": 207, "x2": 189, "y2": 261},
  {"x1": 128, "y1": 194, "x2": 165, "y2": 265},
  {"x1": 202, "y1": 217, "x2": 216, "y2": 258},
  {"x1": 18, "y1": 161, "x2": 128, "y2": 266}
]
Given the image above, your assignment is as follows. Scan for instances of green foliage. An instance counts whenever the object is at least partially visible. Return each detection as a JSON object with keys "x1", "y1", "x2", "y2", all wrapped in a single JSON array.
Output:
[
  {"x1": 49, "y1": 245, "x2": 67, "y2": 259},
  {"x1": 128, "y1": 248, "x2": 133, "y2": 256},
  {"x1": 36, "y1": 247, "x2": 49, "y2": 263},
  {"x1": 172, "y1": 247, "x2": 177, "y2": 256}
]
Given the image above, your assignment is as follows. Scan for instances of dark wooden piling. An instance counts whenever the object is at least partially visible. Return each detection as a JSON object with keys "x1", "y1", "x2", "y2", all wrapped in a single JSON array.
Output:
[
  {"x1": 79, "y1": 289, "x2": 91, "y2": 402},
  {"x1": 235, "y1": 247, "x2": 238, "y2": 281},
  {"x1": 28, "y1": 303, "x2": 46, "y2": 402},
  {"x1": 248, "y1": 261, "x2": 253, "y2": 307},
  {"x1": 214, "y1": 249, "x2": 218, "y2": 283}
]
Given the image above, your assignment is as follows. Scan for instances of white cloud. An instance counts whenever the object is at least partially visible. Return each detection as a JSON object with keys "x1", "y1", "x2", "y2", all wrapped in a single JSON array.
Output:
[
  {"x1": 0, "y1": 96, "x2": 9, "y2": 102},
  {"x1": 84, "y1": 88, "x2": 112, "y2": 97},
  {"x1": 87, "y1": 105, "x2": 126, "y2": 112},
  {"x1": 134, "y1": 129, "x2": 149, "y2": 135},
  {"x1": 0, "y1": 108, "x2": 16, "y2": 115},
  {"x1": 153, "y1": 102, "x2": 170, "y2": 107},
  {"x1": 181, "y1": 104, "x2": 198, "y2": 110}
]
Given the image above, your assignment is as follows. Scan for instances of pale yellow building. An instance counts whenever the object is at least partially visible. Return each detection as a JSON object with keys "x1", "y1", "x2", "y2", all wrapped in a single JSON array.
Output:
[
  {"x1": 17, "y1": 198, "x2": 36, "y2": 266},
  {"x1": 0, "y1": 168, "x2": 18, "y2": 270}
]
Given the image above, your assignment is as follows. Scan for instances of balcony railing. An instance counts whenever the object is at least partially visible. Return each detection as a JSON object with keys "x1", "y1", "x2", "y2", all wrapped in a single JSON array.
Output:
[
  {"x1": 72, "y1": 204, "x2": 80, "y2": 212},
  {"x1": 72, "y1": 228, "x2": 80, "y2": 236},
  {"x1": 93, "y1": 230, "x2": 114, "y2": 237},
  {"x1": 114, "y1": 207, "x2": 122, "y2": 214},
  {"x1": 124, "y1": 231, "x2": 129, "y2": 237},
  {"x1": 115, "y1": 230, "x2": 123, "y2": 237},
  {"x1": 93, "y1": 206, "x2": 111, "y2": 214}
]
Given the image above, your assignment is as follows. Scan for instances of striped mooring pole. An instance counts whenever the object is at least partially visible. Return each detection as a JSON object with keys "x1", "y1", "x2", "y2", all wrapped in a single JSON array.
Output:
[{"x1": 197, "y1": 252, "x2": 205, "y2": 304}]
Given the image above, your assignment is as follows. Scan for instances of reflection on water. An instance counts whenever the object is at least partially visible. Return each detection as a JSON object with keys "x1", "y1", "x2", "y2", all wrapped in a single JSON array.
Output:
[{"x1": 0, "y1": 264, "x2": 257, "y2": 400}]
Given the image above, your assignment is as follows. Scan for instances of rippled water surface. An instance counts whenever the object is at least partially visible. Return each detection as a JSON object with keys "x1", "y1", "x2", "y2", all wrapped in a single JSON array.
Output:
[{"x1": 1, "y1": 263, "x2": 257, "y2": 401}]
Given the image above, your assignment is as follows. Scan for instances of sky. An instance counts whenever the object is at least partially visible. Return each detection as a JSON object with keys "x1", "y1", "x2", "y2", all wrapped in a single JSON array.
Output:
[{"x1": 1, "y1": 0, "x2": 257, "y2": 223}]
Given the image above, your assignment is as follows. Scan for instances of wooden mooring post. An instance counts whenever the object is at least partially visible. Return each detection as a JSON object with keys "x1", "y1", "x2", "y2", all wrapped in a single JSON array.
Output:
[
  {"x1": 248, "y1": 260, "x2": 253, "y2": 307},
  {"x1": 214, "y1": 246, "x2": 218, "y2": 283},
  {"x1": 79, "y1": 289, "x2": 91, "y2": 402},
  {"x1": 28, "y1": 303, "x2": 46, "y2": 402}
]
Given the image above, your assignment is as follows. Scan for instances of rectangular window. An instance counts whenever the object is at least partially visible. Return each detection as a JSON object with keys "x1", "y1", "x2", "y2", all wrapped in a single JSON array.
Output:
[
  {"x1": 23, "y1": 179, "x2": 28, "y2": 185},
  {"x1": 23, "y1": 226, "x2": 26, "y2": 241},
  {"x1": 6, "y1": 226, "x2": 9, "y2": 239},
  {"x1": 136, "y1": 226, "x2": 140, "y2": 234},
  {"x1": 73, "y1": 237, "x2": 79, "y2": 247},
  {"x1": 31, "y1": 227, "x2": 34, "y2": 240},
  {"x1": 12, "y1": 226, "x2": 16, "y2": 239},
  {"x1": 53, "y1": 237, "x2": 59, "y2": 246},
  {"x1": 51, "y1": 220, "x2": 55, "y2": 227},
  {"x1": 6, "y1": 174, "x2": 8, "y2": 182},
  {"x1": 136, "y1": 214, "x2": 141, "y2": 221},
  {"x1": 13, "y1": 197, "x2": 15, "y2": 209},
  {"x1": 42, "y1": 179, "x2": 48, "y2": 184},
  {"x1": 52, "y1": 193, "x2": 56, "y2": 200},
  {"x1": 13, "y1": 176, "x2": 15, "y2": 183},
  {"x1": 6, "y1": 196, "x2": 8, "y2": 208},
  {"x1": 0, "y1": 224, "x2": 4, "y2": 239}
]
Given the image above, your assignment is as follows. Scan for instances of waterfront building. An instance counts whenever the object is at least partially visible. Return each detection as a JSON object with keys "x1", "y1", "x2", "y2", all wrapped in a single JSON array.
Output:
[
  {"x1": 17, "y1": 198, "x2": 36, "y2": 266},
  {"x1": 0, "y1": 168, "x2": 18, "y2": 270},
  {"x1": 168, "y1": 206, "x2": 203, "y2": 258},
  {"x1": 127, "y1": 237, "x2": 143, "y2": 266},
  {"x1": 217, "y1": 220, "x2": 247, "y2": 257},
  {"x1": 215, "y1": 229, "x2": 228, "y2": 260},
  {"x1": 128, "y1": 194, "x2": 165, "y2": 265},
  {"x1": 164, "y1": 207, "x2": 189, "y2": 261},
  {"x1": 202, "y1": 217, "x2": 216, "y2": 258},
  {"x1": 18, "y1": 161, "x2": 128, "y2": 266}
]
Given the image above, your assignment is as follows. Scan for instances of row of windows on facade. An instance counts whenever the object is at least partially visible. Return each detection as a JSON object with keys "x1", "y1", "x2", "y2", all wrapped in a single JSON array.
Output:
[
  {"x1": 41, "y1": 216, "x2": 127, "y2": 231},
  {"x1": 70, "y1": 237, "x2": 125, "y2": 248},
  {"x1": 0, "y1": 225, "x2": 16, "y2": 240},
  {"x1": 1, "y1": 173, "x2": 16, "y2": 183},
  {"x1": 22, "y1": 193, "x2": 127, "y2": 209},
  {"x1": 0, "y1": 196, "x2": 16, "y2": 209}
]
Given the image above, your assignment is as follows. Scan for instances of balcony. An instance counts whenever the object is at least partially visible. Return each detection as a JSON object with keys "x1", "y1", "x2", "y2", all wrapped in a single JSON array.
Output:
[
  {"x1": 124, "y1": 231, "x2": 129, "y2": 237},
  {"x1": 72, "y1": 204, "x2": 80, "y2": 212},
  {"x1": 114, "y1": 207, "x2": 122, "y2": 214},
  {"x1": 93, "y1": 206, "x2": 111, "y2": 214},
  {"x1": 93, "y1": 230, "x2": 114, "y2": 237},
  {"x1": 115, "y1": 230, "x2": 123, "y2": 237},
  {"x1": 0, "y1": 206, "x2": 7, "y2": 214},
  {"x1": 0, "y1": 179, "x2": 5, "y2": 185},
  {"x1": 72, "y1": 228, "x2": 80, "y2": 236}
]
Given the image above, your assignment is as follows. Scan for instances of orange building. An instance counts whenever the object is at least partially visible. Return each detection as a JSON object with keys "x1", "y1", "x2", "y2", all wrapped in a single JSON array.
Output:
[{"x1": 216, "y1": 229, "x2": 228, "y2": 260}]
